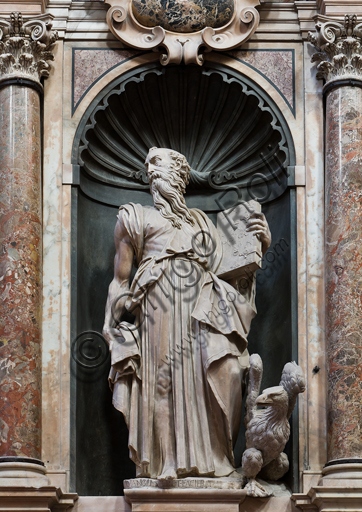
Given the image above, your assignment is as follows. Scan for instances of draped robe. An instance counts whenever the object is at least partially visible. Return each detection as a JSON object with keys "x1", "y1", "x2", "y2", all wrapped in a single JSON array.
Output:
[{"x1": 108, "y1": 203, "x2": 256, "y2": 478}]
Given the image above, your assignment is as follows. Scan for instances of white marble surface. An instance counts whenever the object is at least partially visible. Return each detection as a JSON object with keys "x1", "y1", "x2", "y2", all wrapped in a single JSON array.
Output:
[
  {"x1": 42, "y1": 39, "x2": 71, "y2": 490},
  {"x1": 73, "y1": 496, "x2": 131, "y2": 512},
  {"x1": 300, "y1": 40, "x2": 326, "y2": 485}
]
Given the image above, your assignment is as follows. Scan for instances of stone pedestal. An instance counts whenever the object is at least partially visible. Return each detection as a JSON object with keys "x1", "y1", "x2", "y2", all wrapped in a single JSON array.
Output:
[
  {"x1": 124, "y1": 478, "x2": 246, "y2": 512},
  {"x1": 125, "y1": 488, "x2": 247, "y2": 512},
  {"x1": 0, "y1": 10, "x2": 57, "y2": 485},
  {"x1": 0, "y1": 487, "x2": 78, "y2": 512},
  {"x1": 123, "y1": 478, "x2": 296, "y2": 512},
  {"x1": 293, "y1": 463, "x2": 362, "y2": 512},
  {"x1": 124, "y1": 480, "x2": 248, "y2": 512}
]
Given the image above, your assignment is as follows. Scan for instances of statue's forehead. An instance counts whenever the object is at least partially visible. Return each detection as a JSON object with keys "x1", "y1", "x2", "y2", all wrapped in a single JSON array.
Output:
[{"x1": 146, "y1": 147, "x2": 173, "y2": 162}]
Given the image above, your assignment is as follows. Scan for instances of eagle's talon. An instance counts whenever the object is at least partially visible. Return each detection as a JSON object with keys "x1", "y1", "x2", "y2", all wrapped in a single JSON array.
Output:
[{"x1": 245, "y1": 478, "x2": 272, "y2": 498}]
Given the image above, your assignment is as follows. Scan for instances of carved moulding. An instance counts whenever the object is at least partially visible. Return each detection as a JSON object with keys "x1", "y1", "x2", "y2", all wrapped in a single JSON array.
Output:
[
  {"x1": 0, "y1": 11, "x2": 58, "y2": 86},
  {"x1": 308, "y1": 14, "x2": 362, "y2": 89},
  {"x1": 105, "y1": 0, "x2": 260, "y2": 66}
]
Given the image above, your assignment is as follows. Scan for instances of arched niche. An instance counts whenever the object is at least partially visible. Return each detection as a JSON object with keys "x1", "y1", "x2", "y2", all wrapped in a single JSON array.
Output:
[{"x1": 70, "y1": 61, "x2": 298, "y2": 496}]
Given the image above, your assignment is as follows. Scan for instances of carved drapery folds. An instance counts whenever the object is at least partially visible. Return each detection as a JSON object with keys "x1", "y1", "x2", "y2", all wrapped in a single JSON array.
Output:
[
  {"x1": 0, "y1": 11, "x2": 58, "y2": 86},
  {"x1": 105, "y1": 0, "x2": 260, "y2": 66},
  {"x1": 308, "y1": 14, "x2": 362, "y2": 88}
]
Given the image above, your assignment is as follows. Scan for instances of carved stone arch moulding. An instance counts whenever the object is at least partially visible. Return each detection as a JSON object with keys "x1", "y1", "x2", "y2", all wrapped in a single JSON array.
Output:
[
  {"x1": 105, "y1": 0, "x2": 260, "y2": 66},
  {"x1": 73, "y1": 62, "x2": 295, "y2": 203}
]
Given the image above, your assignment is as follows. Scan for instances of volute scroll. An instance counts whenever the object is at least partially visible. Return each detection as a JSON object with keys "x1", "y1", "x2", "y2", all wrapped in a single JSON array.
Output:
[{"x1": 105, "y1": 0, "x2": 260, "y2": 66}]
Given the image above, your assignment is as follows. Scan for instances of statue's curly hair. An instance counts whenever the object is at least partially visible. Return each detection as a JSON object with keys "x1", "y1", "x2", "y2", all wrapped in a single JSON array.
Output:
[
  {"x1": 168, "y1": 151, "x2": 191, "y2": 190},
  {"x1": 148, "y1": 147, "x2": 191, "y2": 189}
]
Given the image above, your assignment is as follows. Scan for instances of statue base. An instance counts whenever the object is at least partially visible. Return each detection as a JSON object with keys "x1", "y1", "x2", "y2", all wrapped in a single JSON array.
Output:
[
  {"x1": 124, "y1": 480, "x2": 247, "y2": 512},
  {"x1": 124, "y1": 476, "x2": 245, "y2": 490},
  {"x1": 124, "y1": 476, "x2": 292, "y2": 510}
]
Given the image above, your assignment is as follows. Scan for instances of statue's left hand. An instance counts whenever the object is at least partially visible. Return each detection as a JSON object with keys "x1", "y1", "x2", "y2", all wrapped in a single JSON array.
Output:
[{"x1": 246, "y1": 212, "x2": 271, "y2": 255}]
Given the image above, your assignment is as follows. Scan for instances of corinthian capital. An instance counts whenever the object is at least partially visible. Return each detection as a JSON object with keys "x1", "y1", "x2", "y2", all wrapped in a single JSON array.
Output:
[
  {"x1": 0, "y1": 12, "x2": 58, "y2": 87},
  {"x1": 308, "y1": 14, "x2": 362, "y2": 88}
]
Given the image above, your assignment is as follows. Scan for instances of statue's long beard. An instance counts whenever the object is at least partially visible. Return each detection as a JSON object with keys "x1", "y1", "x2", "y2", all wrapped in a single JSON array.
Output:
[{"x1": 151, "y1": 178, "x2": 195, "y2": 229}]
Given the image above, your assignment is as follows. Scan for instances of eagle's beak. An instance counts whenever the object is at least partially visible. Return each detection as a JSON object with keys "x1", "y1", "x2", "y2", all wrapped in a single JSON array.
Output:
[{"x1": 256, "y1": 393, "x2": 273, "y2": 405}]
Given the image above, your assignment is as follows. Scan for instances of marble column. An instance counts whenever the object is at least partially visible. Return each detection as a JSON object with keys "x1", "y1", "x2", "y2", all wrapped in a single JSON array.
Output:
[
  {"x1": 0, "y1": 12, "x2": 57, "y2": 477},
  {"x1": 309, "y1": 15, "x2": 362, "y2": 466},
  {"x1": 325, "y1": 85, "x2": 362, "y2": 462}
]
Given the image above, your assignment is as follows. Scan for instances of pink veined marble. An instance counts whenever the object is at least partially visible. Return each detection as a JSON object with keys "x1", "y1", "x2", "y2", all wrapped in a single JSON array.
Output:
[
  {"x1": 73, "y1": 49, "x2": 138, "y2": 110},
  {"x1": 325, "y1": 86, "x2": 362, "y2": 461},
  {"x1": 228, "y1": 50, "x2": 294, "y2": 112},
  {"x1": 0, "y1": 86, "x2": 42, "y2": 459}
]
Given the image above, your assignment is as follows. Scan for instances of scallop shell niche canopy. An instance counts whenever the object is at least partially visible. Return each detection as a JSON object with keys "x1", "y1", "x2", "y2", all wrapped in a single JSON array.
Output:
[{"x1": 131, "y1": 0, "x2": 234, "y2": 33}]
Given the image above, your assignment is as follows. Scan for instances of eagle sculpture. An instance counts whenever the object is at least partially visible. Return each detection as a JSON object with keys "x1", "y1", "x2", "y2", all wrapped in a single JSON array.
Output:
[{"x1": 242, "y1": 354, "x2": 306, "y2": 497}]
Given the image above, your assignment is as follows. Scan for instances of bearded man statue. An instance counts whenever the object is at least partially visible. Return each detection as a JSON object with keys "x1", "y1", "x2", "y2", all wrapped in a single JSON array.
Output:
[{"x1": 103, "y1": 147, "x2": 271, "y2": 485}]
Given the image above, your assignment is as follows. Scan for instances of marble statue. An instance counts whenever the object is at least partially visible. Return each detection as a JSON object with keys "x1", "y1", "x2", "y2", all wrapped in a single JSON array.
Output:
[
  {"x1": 103, "y1": 147, "x2": 271, "y2": 485},
  {"x1": 242, "y1": 354, "x2": 306, "y2": 497}
]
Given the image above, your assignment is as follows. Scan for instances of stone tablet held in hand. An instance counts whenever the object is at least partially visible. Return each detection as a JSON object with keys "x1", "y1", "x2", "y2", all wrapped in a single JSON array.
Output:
[{"x1": 216, "y1": 200, "x2": 262, "y2": 280}]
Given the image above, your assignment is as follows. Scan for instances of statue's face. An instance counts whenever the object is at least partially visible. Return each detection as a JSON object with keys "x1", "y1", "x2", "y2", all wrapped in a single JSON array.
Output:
[{"x1": 145, "y1": 148, "x2": 173, "y2": 183}]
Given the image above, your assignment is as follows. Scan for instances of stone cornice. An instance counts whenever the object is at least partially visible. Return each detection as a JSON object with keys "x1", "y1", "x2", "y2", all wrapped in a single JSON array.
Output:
[
  {"x1": 0, "y1": 11, "x2": 58, "y2": 87},
  {"x1": 317, "y1": 0, "x2": 362, "y2": 17},
  {"x1": 47, "y1": 1, "x2": 303, "y2": 43},
  {"x1": 295, "y1": 1, "x2": 318, "y2": 41},
  {"x1": 308, "y1": 14, "x2": 362, "y2": 89},
  {"x1": 0, "y1": 1, "x2": 48, "y2": 16}
]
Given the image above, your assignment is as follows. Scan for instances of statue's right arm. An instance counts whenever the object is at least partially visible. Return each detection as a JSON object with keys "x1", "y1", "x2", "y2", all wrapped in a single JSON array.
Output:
[{"x1": 102, "y1": 210, "x2": 135, "y2": 346}]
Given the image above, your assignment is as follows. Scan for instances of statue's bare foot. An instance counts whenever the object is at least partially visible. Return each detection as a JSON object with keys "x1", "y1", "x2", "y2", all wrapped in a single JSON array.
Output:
[
  {"x1": 244, "y1": 478, "x2": 273, "y2": 498},
  {"x1": 157, "y1": 467, "x2": 177, "y2": 488}
]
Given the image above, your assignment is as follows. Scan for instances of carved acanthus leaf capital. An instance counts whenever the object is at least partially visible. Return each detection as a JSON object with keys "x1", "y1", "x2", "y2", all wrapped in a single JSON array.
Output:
[
  {"x1": 105, "y1": 0, "x2": 260, "y2": 66},
  {"x1": 0, "y1": 12, "x2": 58, "y2": 86},
  {"x1": 308, "y1": 14, "x2": 362, "y2": 87}
]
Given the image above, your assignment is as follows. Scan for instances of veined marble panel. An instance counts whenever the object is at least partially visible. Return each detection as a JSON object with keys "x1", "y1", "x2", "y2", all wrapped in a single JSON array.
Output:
[
  {"x1": 325, "y1": 86, "x2": 362, "y2": 460},
  {"x1": 0, "y1": 85, "x2": 42, "y2": 459},
  {"x1": 300, "y1": 40, "x2": 326, "y2": 483},
  {"x1": 72, "y1": 47, "x2": 296, "y2": 117},
  {"x1": 228, "y1": 50, "x2": 295, "y2": 114},
  {"x1": 132, "y1": 0, "x2": 234, "y2": 33},
  {"x1": 42, "y1": 40, "x2": 72, "y2": 487},
  {"x1": 73, "y1": 48, "x2": 140, "y2": 113}
]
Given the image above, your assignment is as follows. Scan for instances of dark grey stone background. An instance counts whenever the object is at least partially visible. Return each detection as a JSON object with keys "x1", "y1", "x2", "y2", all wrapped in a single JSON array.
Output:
[{"x1": 72, "y1": 185, "x2": 294, "y2": 496}]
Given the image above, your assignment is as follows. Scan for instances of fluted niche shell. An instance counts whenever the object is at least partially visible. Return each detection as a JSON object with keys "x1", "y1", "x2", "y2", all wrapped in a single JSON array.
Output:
[
  {"x1": 79, "y1": 65, "x2": 289, "y2": 197},
  {"x1": 131, "y1": 0, "x2": 234, "y2": 33}
]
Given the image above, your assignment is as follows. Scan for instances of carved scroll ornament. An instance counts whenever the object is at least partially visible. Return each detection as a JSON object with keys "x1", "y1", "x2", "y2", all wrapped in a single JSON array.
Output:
[
  {"x1": 308, "y1": 14, "x2": 362, "y2": 88},
  {"x1": 105, "y1": 0, "x2": 260, "y2": 66}
]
